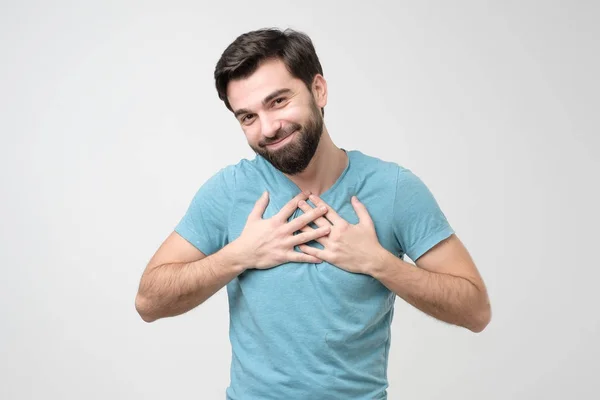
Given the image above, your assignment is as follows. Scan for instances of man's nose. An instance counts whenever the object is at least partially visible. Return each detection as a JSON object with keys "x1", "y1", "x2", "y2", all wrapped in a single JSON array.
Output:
[{"x1": 261, "y1": 113, "x2": 282, "y2": 139}]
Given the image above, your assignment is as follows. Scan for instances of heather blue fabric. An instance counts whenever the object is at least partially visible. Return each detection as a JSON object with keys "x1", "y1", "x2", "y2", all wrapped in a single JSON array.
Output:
[{"x1": 175, "y1": 149, "x2": 454, "y2": 399}]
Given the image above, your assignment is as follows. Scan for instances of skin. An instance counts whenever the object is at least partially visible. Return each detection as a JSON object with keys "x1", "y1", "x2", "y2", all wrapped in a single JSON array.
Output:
[
  {"x1": 136, "y1": 57, "x2": 491, "y2": 332},
  {"x1": 296, "y1": 195, "x2": 491, "y2": 333},
  {"x1": 228, "y1": 57, "x2": 491, "y2": 332},
  {"x1": 135, "y1": 191, "x2": 330, "y2": 322},
  {"x1": 226, "y1": 57, "x2": 348, "y2": 195}
]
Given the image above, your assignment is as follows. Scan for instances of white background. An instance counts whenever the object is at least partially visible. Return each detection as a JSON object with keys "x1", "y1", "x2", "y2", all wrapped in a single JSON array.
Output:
[{"x1": 1, "y1": 1, "x2": 599, "y2": 399}]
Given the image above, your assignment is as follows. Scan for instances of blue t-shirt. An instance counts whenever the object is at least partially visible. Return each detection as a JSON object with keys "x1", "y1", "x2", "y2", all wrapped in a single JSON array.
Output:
[{"x1": 175, "y1": 149, "x2": 454, "y2": 399}]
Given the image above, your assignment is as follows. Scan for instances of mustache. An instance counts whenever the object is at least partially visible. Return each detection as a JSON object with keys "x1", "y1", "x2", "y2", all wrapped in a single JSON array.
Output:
[{"x1": 260, "y1": 123, "x2": 301, "y2": 147}]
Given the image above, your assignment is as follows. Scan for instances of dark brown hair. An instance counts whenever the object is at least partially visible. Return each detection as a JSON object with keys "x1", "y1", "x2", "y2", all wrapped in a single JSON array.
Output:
[{"x1": 214, "y1": 27, "x2": 325, "y2": 116}]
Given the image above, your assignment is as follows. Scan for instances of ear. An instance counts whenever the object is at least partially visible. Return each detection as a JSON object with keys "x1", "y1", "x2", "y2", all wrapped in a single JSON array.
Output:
[{"x1": 311, "y1": 74, "x2": 328, "y2": 110}]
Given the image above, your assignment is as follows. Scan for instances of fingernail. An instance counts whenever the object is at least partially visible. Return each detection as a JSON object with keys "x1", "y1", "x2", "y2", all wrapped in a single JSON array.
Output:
[{"x1": 320, "y1": 206, "x2": 327, "y2": 211}]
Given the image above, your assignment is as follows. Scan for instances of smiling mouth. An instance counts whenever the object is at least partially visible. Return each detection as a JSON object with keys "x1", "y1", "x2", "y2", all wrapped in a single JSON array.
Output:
[{"x1": 266, "y1": 130, "x2": 296, "y2": 147}]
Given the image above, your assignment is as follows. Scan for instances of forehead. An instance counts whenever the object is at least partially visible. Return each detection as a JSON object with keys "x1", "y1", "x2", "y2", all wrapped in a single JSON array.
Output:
[{"x1": 226, "y1": 58, "x2": 303, "y2": 110}]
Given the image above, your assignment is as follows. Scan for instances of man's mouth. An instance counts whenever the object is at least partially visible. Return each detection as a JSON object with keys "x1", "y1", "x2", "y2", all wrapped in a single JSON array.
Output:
[{"x1": 266, "y1": 130, "x2": 297, "y2": 147}]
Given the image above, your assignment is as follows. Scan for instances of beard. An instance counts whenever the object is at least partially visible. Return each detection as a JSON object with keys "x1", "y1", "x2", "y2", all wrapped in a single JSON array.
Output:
[{"x1": 251, "y1": 98, "x2": 323, "y2": 175}]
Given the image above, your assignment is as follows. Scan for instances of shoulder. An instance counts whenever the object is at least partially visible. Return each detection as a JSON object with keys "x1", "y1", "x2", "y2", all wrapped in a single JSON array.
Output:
[
  {"x1": 209, "y1": 155, "x2": 262, "y2": 189},
  {"x1": 347, "y1": 149, "x2": 406, "y2": 181},
  {"x1": 348, "y1": 150, "x2": 434, "y2": 199}
]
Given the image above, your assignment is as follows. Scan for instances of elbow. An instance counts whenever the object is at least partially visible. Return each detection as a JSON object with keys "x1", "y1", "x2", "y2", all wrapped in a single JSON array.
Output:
[
  {"x1": 135, "y1": 293, "x2": 159, "y2": 323},
  {"x1": 468, "y1": 301, "x2": 492, "y2": 333}
]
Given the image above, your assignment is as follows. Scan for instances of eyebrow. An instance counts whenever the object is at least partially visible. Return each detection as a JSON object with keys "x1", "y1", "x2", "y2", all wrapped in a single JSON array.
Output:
[{"x1": 233, "y1": 88, "x2": 292, "y2": 118}]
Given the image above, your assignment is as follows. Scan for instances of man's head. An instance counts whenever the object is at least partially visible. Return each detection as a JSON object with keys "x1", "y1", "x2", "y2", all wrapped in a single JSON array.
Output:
[{"x1": 214, "y1": 28, "x2": 327, "y2": 174}]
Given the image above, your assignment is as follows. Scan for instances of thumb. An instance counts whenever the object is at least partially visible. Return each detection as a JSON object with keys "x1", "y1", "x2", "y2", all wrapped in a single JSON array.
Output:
[
  {"x1": 248, "y1": 191, "x2": 269, "y2": 220},
  {"x1": 351, "y1": 196, "x2": 373, "y2": 226}
]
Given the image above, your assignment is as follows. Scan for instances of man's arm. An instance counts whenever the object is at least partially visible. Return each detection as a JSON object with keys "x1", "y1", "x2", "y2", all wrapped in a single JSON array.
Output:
[
  {"x1": 135, "y1": 191, "x2": 329, "y2": 323},
  {"x1": 369, "y1": 233, "x2": 491, "y2": 332},
  {"x1": 294, "y1": 192, "x2": 491, "y2": 332},
  {"x1": 135, "y1": 231, "x2": 247, "y2": 323}
]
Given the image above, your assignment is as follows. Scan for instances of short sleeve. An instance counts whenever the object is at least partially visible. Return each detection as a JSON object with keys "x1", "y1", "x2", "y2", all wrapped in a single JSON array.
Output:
[
  {"x1": 392, "y1": 167, "x2": 455, "y2": 262},
  {"x1": 174, "y1": 165, "x2": 236, "y2": 255}
]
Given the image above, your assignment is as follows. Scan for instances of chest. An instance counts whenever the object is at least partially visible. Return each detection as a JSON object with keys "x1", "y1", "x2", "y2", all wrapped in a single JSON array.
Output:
[{"x1": 226, "y1": 186, "x2": 400, "y2": 314}]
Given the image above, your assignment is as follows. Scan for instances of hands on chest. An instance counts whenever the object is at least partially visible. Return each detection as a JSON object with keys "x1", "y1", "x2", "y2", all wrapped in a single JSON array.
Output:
[
  {"x1": 230, "y1": 190, "x2": 386, "y2": 276},
  {"x1": 296, "y1": 193, "x2": 386, "y2": 276}
]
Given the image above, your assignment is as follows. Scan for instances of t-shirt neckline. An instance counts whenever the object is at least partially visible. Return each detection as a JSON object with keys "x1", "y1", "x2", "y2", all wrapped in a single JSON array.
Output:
[{"x1": 260, "y1": 148, "x2": 352, "y2": 201}]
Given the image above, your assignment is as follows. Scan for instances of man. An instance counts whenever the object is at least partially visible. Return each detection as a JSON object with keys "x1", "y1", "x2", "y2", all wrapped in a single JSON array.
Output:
[{"x1": 135, "y1": 28, "x2": 491, "y2": 399}]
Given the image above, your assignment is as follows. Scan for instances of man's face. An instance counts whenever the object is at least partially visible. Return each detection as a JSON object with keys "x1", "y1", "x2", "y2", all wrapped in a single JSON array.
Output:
[{"x1": 226, "y1": 58, "x2": 324, "y2": 175}]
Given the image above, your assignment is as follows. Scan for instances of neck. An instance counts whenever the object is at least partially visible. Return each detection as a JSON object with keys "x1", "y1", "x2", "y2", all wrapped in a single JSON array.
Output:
[{"x1": 284, "y1": 126, "x2": 347, "y2": 196}]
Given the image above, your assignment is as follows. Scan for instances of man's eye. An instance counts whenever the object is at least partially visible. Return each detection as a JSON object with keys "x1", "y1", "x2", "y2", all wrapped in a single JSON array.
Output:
[
  {"x1": 242, "y1": 115, "x2": 254, "y2": 123},
  {"x1": 274, "y1": 97, "x2": 286, "y2": 105}
]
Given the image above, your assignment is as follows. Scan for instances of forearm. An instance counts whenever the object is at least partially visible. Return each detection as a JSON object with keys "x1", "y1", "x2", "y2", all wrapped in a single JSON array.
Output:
[
  {"x1": 136, "y1": 242, "x2": 247, "y2": 322},
  {"x1": 370, "y1": 250, "x2": 490, "y2": 332}
]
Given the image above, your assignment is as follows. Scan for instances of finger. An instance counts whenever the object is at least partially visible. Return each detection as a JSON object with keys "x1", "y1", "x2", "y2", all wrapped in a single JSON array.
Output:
[
  {"x1": 248, "y1": 191, "x2": 270, "y2": 220},
  {"x1": 287, "y1": 251, "x2": 322, "y2": 264},
  {"x1": 309, "y1": 194, "x2": 346, "y2": 226},
  {"x1": 275, "y1": 191, "x2": 310, "y2": 222},
  {"x1": 351, "y1": 196, "x2": 374, "y2": 227},
  {"x1": 298, "y1": 226, "x2": 327, "y2": 245},
  {"x1": 291, "y1": 225, "x2": 330, "y2": 246},
  {"x1": 297, "y1": 200, "x2": 331, "y2": 228},
  {"x1": 286, "y1": 204, "x2": 329, "y2": 233},
  {"x1": 297, "y1": 244, "x2": 326, "y2": 261}
]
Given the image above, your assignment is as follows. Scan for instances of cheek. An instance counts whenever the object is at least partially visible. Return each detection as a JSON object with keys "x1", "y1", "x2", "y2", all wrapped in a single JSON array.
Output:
[
  {"x1": 244, "y1": 127, "x2": 268, "y2": 148},
  {"x1": 283, "y1": 104, "x2": 307, "y2": 122},
  {"x1": 239, "y1": 127, "x2": 253, "y2": 142},
  {"x1": 274, "y1": 109, "x2": 308, "y2": 132}
]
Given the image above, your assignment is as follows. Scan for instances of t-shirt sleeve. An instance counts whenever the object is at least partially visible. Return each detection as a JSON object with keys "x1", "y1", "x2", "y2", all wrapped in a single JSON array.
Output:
[
  {"x1": 392, "y1": 166, "x2": 455, "y2": 262},
  {"x1": 174, "y1": 165, "x2": 236, "y2": 256}
]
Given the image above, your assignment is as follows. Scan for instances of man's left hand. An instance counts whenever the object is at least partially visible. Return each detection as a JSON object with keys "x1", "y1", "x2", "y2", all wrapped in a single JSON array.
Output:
[{"x1": 296, "y1": 194, "x2": 386, "y2": 275}]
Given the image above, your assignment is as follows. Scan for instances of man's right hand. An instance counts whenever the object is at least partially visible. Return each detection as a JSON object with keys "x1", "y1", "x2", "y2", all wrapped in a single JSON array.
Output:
[{"x1": 230, "y1": 191, "x2": 331, "y2": 270}]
